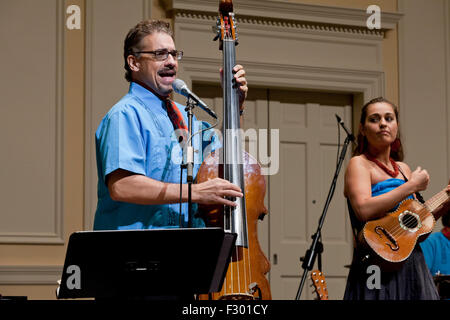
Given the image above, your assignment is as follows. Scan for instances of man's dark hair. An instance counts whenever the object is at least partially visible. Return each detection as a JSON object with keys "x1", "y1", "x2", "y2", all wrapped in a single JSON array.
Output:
[{"x1": 123, "y1": 20, "x2": 173, "y2": 82}]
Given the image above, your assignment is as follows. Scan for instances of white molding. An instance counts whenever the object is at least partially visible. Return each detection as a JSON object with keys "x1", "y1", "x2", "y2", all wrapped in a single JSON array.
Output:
[
  {"x1": 0, "y1": 266, "x2": 62, "y2": 285},
  {"x1": 175, "y1": 10, "x2": 385, "y2": 40},
  {"x1": 0, "y1": 0, "x2": 65, "y2": 244},
  {"x1": 170, "y1": 0, "x2": 402, "y2": 30},
  {"x1": 174, "y1": 5, "x2": 385, "y2": 72},
  {"x1": 180, "y1": 57, "x2": 384, "y2": 100}
]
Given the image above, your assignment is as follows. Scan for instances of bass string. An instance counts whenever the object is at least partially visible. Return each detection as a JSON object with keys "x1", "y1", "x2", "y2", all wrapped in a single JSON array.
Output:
[
  {"x1": 230, "y1": 230, "x2": 253, "y2": 296},
  {"x1": 239, "y1": 185, "x2": 252, "y2": 296},
  {"x1": 240, "y1": 214, "x2": 252, "y2": 297},
  {"x1": 245, "y1": 217, "x2": 253, "y2": 295}
]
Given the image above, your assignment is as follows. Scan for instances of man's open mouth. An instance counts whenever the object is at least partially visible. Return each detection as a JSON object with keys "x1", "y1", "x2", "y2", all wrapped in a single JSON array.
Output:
[
  {"x1": 158, "y1": 69, "x2": 176, "y2": 85},
  {"x1": 158, "y1": 69, "x2": 176, "y2": 78}
]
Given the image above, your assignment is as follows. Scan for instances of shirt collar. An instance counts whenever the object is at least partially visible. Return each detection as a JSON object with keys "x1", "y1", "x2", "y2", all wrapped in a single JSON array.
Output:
[{"x1": 129, "y1": 81, "x2": 167, "y2": 113}]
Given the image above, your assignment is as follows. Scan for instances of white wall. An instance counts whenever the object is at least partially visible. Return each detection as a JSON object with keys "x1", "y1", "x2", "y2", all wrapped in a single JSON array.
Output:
[{"x1": 398, "y1": 0, "x2": 450, "y2": 222}]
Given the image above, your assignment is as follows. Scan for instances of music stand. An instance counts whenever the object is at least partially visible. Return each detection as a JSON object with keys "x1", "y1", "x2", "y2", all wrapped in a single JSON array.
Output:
[{"x1": 56, "y1": 227, "x2": 236, "y2": 300}]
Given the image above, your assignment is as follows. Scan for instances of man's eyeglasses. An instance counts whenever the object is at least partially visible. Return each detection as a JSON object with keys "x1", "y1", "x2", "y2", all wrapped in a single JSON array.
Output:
[{"x1": 134, "y1": 49, "x2": 183, "y2": 61}]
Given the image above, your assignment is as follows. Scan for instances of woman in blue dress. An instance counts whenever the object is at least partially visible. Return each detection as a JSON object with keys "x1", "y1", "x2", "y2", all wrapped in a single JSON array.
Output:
[{"x1": 343, "y1": 97, "x2": 450, "y2": 300}]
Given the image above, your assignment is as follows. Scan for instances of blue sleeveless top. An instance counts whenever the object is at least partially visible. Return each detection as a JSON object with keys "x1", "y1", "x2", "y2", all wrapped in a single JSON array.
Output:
[{"x1": 348, "y1": 178, "x2": 414, "y2": 233}]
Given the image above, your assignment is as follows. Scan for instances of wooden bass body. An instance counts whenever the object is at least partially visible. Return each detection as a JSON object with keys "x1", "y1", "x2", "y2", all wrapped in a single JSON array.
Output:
[{"x1": 197, "y1": 150, "x2": 271, "y2": 300}]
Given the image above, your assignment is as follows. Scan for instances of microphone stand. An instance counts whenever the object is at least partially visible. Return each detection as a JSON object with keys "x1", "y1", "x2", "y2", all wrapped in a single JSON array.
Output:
[
  {"x1": 295, "y1": 125, "x2": 354, "y2": 300},
  {"x1": 181, "y1": 97, "x2": 196, "y2": 228}
]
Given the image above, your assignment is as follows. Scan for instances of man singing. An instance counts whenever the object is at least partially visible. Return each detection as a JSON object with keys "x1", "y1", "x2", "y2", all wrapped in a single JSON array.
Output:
[{"x1": 93, "y1": 20, "x2": 248, "y2": 230}]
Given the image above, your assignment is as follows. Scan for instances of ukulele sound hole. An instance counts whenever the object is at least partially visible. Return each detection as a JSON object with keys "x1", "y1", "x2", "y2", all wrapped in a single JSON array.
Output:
[{"x1": 399, "y1": 211, "x2": 421, "y2": 232}]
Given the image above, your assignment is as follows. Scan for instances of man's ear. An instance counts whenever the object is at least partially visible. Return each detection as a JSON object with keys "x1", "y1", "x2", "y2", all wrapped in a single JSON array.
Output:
[{"x1": 127, "y1": 55, "x2": 140, "y2": 72}]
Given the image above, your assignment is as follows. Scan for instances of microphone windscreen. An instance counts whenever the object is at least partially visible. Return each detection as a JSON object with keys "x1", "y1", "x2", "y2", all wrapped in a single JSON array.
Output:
[{"x1": 172, "y1": 79, "x2": 187, "y2": 94}]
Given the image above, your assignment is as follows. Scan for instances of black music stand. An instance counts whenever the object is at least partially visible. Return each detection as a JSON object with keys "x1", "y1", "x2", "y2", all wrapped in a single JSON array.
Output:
[{"x1": 56, "y1": 228, "x2": 236, "y2": 300}]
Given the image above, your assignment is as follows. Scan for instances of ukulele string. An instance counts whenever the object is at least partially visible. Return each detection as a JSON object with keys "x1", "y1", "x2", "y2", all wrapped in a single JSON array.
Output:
[{"x1": 388, "y1": 191, "x2": 448, "y2": 237}]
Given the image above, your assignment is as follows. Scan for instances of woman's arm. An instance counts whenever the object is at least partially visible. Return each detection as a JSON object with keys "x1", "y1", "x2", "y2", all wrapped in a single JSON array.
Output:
[{"x1": 345, "y1": 157, "x2": 429, "y2": 222}]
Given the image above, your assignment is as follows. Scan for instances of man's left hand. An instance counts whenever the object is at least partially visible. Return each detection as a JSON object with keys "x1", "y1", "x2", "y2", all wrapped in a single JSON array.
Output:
[
  {"x1": 233, "y1": 64, "x2": 247, "y2": 111},
  {"x1": 220, "y1": 65, "x2": 248, "y2": 113}
]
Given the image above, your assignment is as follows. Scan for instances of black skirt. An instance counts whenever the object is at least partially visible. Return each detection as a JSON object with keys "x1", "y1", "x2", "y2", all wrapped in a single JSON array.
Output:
[{"x1": 344, "y1": 245, "x2": 440, "y2": 300}]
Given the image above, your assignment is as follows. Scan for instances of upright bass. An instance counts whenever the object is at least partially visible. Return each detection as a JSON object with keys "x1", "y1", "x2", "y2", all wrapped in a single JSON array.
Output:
[{"x1": 197, "y1": 0, "x2": 272, "y2": 300}]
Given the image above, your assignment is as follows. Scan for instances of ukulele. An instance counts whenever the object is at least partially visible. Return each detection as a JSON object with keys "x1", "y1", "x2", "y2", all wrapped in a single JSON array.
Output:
[
  {"x1": 311, "y1": 270, "x2": 328, "y2": 300},
  {"x1": 358, "y1": 187, "x2": 449, "y2": 270}
]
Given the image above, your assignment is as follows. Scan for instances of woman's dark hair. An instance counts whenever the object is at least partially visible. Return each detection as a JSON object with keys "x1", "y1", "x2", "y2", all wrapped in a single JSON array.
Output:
[
  {"x1": 123, "y1": 20, "x2": 173, "y2": 82},
  {"x1": 353, "y1": 97, "x2": 404, "y2": 161}
]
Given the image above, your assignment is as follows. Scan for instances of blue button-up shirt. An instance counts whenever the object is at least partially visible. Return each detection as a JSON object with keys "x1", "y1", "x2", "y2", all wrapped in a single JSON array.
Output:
[{"x1": 93, "y1": 82, "x2": 219, "y2": 230}]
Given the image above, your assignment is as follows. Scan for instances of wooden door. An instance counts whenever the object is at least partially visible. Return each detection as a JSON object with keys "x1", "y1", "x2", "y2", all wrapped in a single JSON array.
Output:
[{"x1": 268, "y1": 90, "x2": 353, "y2": 300}]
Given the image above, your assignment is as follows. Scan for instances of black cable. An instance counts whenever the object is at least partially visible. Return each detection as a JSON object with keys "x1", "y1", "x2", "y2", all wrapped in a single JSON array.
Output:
[
  {"x1": 179, "y1": 167, "x2": 183, "y2": 227},
  {"x1": 336, "y1": 115, "x2": 341, "y2": 168}
]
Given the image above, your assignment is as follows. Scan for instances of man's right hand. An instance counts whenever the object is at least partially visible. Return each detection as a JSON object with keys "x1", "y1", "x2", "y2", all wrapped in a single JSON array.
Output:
[{"x1": 192, "y1": 177, "x2": 243, "y2": 207}]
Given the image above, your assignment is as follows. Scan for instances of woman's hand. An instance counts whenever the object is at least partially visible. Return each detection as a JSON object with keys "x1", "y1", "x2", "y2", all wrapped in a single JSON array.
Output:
[{"x1": 408, "y1": 166, "x2": 429, "y2": 192}]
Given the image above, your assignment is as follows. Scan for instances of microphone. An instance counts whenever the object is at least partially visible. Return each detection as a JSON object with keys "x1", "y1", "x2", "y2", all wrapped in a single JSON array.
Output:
[
  {"x1": 335, "y1": 114, "x2": 355, "y2": 141},
  {"x1": 172, "y1": 79, "x2": 217, "y2": 119}
]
